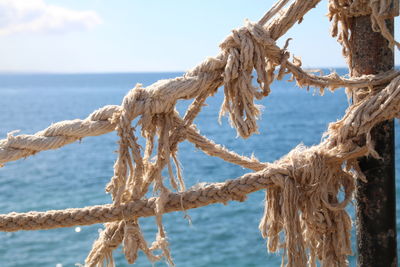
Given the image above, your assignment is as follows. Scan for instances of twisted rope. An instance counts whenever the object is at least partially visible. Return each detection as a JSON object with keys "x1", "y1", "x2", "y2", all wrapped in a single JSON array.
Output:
[
  {"x1": 1, "y1": 75, "x2": 399, "y2": 266},
  {"x1": 1, "y1": 0, "x2": 400, "y2": 266},
  {"x1": 3, "y1": 74, "x2": 400, "y2": 231},
  {"x1": 1, "y1": 70, "x2": 398, "y2": 167},
  {"x1": 329, "y1": 0, "x2": 399, "y2": 69},
  {"x1": 0, "y1": 169, "x2": 274, "y2": 232}
]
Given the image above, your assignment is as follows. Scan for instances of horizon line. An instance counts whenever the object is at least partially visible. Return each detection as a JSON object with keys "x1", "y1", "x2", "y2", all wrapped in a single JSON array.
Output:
[
  {"x1": 0, "y1": 65, "x2": 364, "y2": 75},
  {"x1": 1, "y1": 65, "x2": 400, "y2": 75}
]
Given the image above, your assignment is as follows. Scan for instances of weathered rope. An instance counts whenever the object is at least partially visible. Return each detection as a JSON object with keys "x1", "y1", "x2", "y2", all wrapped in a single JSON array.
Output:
[
  {"x1": 2, "y1": 0, "x2": 399, "y2": 167},
  {"x1": 1, "y1": 0, "x2": 400, "y2": 266},
  {"x1": 329, "y1": 0, "x2": 399, "y2": 68},
  {"x1": 0, "y1": 70, "x2": 398, "y2": 167},
  {"x1": 1, "y1": 74, "x2": 400, "y2": 266},
  {"x1": 0, "y1": 169, "x2": 274, "y2": 232}
]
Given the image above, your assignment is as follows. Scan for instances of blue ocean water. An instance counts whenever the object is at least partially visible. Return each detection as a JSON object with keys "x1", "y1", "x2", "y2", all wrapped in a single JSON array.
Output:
[{"x1": 0, "y1": 71, "x2": 398, "y2": 267}]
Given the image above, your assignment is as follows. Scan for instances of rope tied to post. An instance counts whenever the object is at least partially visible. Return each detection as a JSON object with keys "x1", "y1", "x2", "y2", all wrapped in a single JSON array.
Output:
[{"x1": 0, "y1": 0, "x2": 400, "y2": 266}]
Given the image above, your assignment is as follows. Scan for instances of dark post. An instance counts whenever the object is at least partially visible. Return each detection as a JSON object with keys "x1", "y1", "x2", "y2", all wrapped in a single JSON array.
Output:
[{"x1": 349, "y1": 15, "x2": 398, "y2": 267}]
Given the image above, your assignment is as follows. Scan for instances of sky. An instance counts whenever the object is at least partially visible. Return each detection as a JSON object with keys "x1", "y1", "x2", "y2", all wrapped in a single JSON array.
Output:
[{"x1": 0, "y1": 0, "x2": 398, "y2": 73}]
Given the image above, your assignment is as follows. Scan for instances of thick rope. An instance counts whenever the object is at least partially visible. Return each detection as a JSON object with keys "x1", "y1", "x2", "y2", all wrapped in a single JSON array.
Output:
[
  {"x1": 1, "y1": 0, "x2": 400, "y2": 266},
  {"x1": 0, "y1": 70, "x2": 398, "y2": 167},
  {"x1": 1, "y1": 75, "x2": 399, "y2": 266},
  {"x1": 1, "y1": 76, "x2": 398, "y2": 227},
  {"x1": 329, "y1": 0, "x2": 399, "y2": 69},
  {"x1": 0, "y1": 169, "x2": 274, "y2": 232},
  {"x1": 3, "y1": 0, "x2": 399, "y2": 167}
]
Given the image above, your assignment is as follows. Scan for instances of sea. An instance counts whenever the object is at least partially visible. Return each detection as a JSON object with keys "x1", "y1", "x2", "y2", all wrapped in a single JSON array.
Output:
[{"x1": 0, "y1": 70, "x2": 398, "y2": 267}]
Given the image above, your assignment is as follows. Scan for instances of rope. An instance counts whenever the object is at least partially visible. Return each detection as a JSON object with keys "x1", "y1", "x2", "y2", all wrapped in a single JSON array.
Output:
[
  {"x1": 0, "y1": 169, "x2": 274, "y2": 232},
  {"x1": 329, "y1": 0, "x2": 399, "y2": 69},
  {"x1": 0, "y1": 70, "x2": 398, "y2": 167},
  {"x1": 1, "y1": 74, "x2": 399, "y2": 266},
  {"x1": 2, "y1": 75, "x2": 400, "y2": 231},
  {"x1": 1, "y1": 0, "x2": 399, "y2": 266}
]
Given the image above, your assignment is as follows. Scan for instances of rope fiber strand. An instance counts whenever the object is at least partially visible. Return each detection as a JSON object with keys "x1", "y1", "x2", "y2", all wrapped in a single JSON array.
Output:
[{"x1": 0, "y1": 0, "x2": 399, "y2": 266}]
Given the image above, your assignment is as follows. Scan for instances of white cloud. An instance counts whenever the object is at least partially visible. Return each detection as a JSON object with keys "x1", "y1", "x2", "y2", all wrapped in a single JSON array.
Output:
[{"x1": 0, "y1": 0, "x2": 101, "y2": 35}]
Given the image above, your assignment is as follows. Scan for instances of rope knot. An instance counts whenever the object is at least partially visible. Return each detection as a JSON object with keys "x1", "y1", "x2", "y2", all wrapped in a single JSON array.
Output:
[
  {"x1": 218, "y1": 21, "x2": 290, "y2": 138},
  {"x1": 329, "y1": 0, "x2": 399, "y2": 68},
  {"x1": 259, "y1": 144, "x2": 355, "y2": 266}
]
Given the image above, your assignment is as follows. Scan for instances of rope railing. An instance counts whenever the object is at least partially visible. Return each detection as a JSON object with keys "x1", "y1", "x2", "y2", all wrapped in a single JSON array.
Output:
[
  {"x1": 2, "y1": 75, "x2": 400, "y2": 233},
  {"x1": 1, "y1": 70, "x2": 399, "y2": 167},
  {"x1": 1, "y1": 73, "x2": 399, "y2": 266},
  {"x1": 1, "y1": 0, "x2": 399, "y2": 266}
]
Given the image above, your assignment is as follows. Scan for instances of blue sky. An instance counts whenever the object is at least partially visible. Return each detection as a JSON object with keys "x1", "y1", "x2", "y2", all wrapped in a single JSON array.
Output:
[{"x1": 0, "y1": 0, "x2": 398, "y2": 73}]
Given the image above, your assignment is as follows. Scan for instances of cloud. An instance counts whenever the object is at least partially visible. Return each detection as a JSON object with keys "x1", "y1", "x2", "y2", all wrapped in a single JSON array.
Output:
[{"x1": 0, "y1": 0, "x2": 101, "y2": 35}]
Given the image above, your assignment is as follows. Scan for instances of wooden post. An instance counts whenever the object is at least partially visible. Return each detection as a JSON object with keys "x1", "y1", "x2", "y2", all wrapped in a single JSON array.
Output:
[{"x1": 349, "y1": 15, "x2": 398, "y2": 267}]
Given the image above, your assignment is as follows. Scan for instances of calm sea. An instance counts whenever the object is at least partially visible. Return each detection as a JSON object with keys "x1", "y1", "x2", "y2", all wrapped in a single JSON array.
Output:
[{"x1": 0, "y1": 71, "x2": 398, "y2": 266}]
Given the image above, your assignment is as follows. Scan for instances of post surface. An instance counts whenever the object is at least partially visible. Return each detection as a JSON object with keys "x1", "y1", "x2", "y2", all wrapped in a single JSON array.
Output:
[{"x1": 349, "y1": 16, "x2": 398, "y2": 267}]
